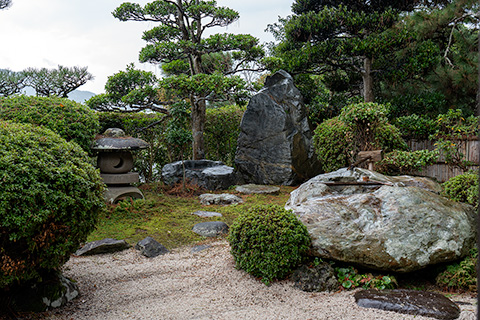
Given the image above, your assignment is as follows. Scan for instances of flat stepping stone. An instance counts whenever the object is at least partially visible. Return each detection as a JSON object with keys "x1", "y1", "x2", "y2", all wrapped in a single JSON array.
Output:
[
  {"x1": 235, "y1": 184, "x2": 280, "y2": 195},
  {"x1": 74, "y1": 238, "x2": 130, "y2": 256},
  {"x1": 191, "y1": 244, "x2": 212, "y2": 253},
  {"x1": 135, "y1": 237, "x2": 169, "y2": 258},
  {"x1": 199, "y1": 193, "x2": 243, "y2": 205},
  {"x1": 192, "y1": 210, "x2": 223, "y2": 218},
  {"x1": 192, "y1": 221, "x2": 229, "y2": 237},
  {"x1": 355, "y1": 289, "x2": 461, "y2": 320}
]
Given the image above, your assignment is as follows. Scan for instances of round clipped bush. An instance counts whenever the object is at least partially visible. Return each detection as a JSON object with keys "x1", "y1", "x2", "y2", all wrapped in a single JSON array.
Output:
[
  {"x1": 0, "y1": 121, "x2": 105, "y2": 289},
  {"x1": 442, "y1": 171, "x2": 478, "y2": 208},
  {"x1": 0, "y1": 95, "x2": 99, "y2": 152},
  {"x1": 228, "y1": 205, "x2": 311, "y2": 285}
]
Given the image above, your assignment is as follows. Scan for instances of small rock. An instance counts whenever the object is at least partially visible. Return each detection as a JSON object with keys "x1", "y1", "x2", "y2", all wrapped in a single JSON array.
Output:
[
  {"x1": 192, "y1": 221, "x2": 229, "y2": 237},
  {"x1": 199, "y1": 193, "x2": 243, "y2": 205},
  {"x1": 192, "y1": 210, "x2": 223, "y2": 218},
  {"x1": 191, "y1": 244, "x2": 212, "y2": 253},
  {"x1": 74, "y1": 238, "x2": 130, "y2": 256},
  {"x1": 292, "y1": 263, "x2": 338, "y2": 292},
  {"x1": 235, "y1": 184, "x2": 280, "y2": 195},
  {"x1": 135, "y1": 237, "x2": 169, "y2": 258},
  {"x1": 355, "y1": 289, "x2": 461, "y2": 320}
]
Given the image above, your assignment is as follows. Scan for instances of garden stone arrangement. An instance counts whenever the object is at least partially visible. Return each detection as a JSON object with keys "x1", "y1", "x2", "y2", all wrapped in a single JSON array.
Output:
[
  {"x1": 286, "y1": 167, "x2": 477, "y2": 272},
  {"x1": 162, "y1": 159, "x2": 236, "y2": 190},
  {"x1": 235, "y1": 70, "x2": 321, "y2": 185}
]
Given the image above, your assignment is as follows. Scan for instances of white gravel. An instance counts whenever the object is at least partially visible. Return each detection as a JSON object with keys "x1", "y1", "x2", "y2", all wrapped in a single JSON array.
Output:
[{"x1": 40, "y1": 241, "x2": 477, "y2": 320}]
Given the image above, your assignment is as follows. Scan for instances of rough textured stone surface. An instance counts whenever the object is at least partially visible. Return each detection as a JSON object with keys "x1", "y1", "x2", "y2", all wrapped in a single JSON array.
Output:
[
  {"x1": 192, "y1": 210, "x2": 223, "y2": 218},
  {"x1": 162, "y1": 160, "x2": 236, "y2": 190},
  {"x1": 191, "y1": 244, "x2": 212, "y2": 253},
  {"x1": 92, "y1": 128, "x2": 149, "y2": 151},
  {"x1": 97, "y1": 151, "x2": 134, "y2": 174},
  {"x1": 292, "y1": 263, "x2": 338, "y2": 292},
  {"x1": 235, "y1": 184, "x2": 280, "y2": 195},
  {"x1": 104, "y1": 186, "x2": 144, "y2": 204},
  {"x1": 235, "y1": 70, "x2": 321, "y2": 186},
  {"x1": 75, "y1": 238, "x2": 131, "y2": 256},
  {"x1": 135, "y1": 237, "x2": 169, "y2": 258},
  {"x1": 192, "y1": 221, "x2": 229, "y2": 237},
  {"x1": 286, "y1": 168, "x2": 477, "y2": 272},
  {"x1": 355, "y1": 289, "x2": 461, "y2": 320},
  {"x1": 199, "y1": 193, "x2": 243, "y2": 206},
  {"x1": 101, "y1": 172, "x2": 140, "y2": 185},
  {"x1": 0, "y1": 273, "x2": 79, "y2": 312}
]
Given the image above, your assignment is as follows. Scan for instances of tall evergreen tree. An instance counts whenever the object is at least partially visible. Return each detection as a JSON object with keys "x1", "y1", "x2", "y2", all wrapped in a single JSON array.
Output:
[
  {"x1": 270, "y1": 0, "x2": 419, "y2": 102},
  {"x1": 113, "y1": 1, "x2": 264, "y2": 160}
]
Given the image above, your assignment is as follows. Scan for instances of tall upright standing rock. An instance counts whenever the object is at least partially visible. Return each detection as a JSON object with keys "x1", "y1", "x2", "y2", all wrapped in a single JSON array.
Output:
[{"x1": 235, "y1": 70, "x2": 321, "y2": 185}]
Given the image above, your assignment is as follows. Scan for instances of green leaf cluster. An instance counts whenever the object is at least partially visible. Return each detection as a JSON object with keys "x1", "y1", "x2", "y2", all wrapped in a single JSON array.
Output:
[
  {"x1": 442, "y1": 170, "x2": 478, "y2": 208},
  {"x1": 0, "y1": 95, "x2": 99, "y2": 153},
  {"x1": 228, "y1": 205, "x2": 311, "y2": 285},
  {"x1": 0, "y1": 121, "x2": 105, "y2": 289},
  {"x1": 336, "y1": 266, "x2": 397, "y2": 290},
  {"x1": 313, "y1": 102, "x2": 407, "y2": 172},
  {"x1": 377, "y1": 149, "x2": 439, "y2": 175},
  {"x1": 436, "y1": 248, "x2": 477, "y2": 291},
  {"x1": 393, "y1": 114, "x2": 439, "y2": 140}
]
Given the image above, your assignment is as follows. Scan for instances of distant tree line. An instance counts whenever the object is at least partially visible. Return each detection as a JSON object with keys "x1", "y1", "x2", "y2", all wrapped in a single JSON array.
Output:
[{"x1": 0, "y1": 66, "x2": 93, "y2": 98}]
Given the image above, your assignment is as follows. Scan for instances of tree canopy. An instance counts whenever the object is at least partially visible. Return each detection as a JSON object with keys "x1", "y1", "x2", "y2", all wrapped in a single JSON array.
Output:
[{"x1": 112, "y1": 0, "x2": 264, "y2": 159}]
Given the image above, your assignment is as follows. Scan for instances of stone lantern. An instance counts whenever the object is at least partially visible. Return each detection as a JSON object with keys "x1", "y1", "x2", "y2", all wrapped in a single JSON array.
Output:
[{"x1": 92, "y1": 128, "x2": 149, "y2": 203}]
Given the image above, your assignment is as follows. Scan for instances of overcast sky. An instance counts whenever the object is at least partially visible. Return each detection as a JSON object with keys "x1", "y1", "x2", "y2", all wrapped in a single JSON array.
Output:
[{"x1": 0, "y1": 0, "x2": 293, "y2": 94}]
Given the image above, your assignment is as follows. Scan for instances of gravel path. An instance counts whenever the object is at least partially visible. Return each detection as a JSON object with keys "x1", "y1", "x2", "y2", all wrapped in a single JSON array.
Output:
[{"x1": 35, "y1": 241, "x2": 476, "y2": 320}]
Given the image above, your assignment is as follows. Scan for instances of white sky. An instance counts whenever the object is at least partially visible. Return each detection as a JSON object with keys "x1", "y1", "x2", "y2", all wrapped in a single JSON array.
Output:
[{"x1": 0, "y1": 0, "x2": 292, "y2": 94}]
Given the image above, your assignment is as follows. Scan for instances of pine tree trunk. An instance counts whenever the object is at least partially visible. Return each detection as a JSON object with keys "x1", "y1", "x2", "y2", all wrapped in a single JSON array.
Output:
[
  {"x1": 362, "y1": 57, "x2": 374, "y2": 103},
  {"x1": 192, "y1": 99, "x2": 206, "y2": 160}
]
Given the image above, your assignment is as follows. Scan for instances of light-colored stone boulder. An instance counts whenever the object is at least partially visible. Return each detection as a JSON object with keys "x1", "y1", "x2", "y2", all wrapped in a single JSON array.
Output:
[{"x1": 286, "y1": 168, "x2": 476, "y2": 272}]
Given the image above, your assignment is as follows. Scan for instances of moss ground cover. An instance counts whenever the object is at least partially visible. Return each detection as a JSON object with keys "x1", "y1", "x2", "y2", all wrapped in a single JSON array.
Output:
[{"x1": 87, "y1": 183, "x2": 295, "y2": 249}]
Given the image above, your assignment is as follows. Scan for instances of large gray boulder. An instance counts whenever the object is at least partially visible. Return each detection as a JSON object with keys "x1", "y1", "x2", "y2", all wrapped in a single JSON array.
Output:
[
  {"x1": 162, "y1": 160, "x2": 236, "y2": 191},
  {"x1": 235, "y1": 70, "x2": 321, "y2": 185},
  {"x1": 286, "y1": 168, "x2": 477, "y2": 272}
]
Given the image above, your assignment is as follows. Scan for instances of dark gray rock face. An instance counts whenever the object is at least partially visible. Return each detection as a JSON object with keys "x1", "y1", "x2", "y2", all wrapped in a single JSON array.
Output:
[
  {"x1": 355, "y1": 289, "x2": 461, "y2": 320},
  {"x1": 292, "y1": 263, "x2": 338, "y2": 292},
  {"x1": 162, "y1": 160, "x2": 236, "y2": 190},
  {"x1": 192, "y1": 221, "x2": 229, "y2": 237},
  {"x1": 74, "y1": 238, "x2": 131, "y2": 256},
  {"x1": 235, "y1": 70, "x2": 321, "y2": 186},
  {"x1": 135, "y1": 237, "x2": 169, "y2": 258},
  {"x1": 286, "y1": 168, "x2": 477, "y2": 272}
]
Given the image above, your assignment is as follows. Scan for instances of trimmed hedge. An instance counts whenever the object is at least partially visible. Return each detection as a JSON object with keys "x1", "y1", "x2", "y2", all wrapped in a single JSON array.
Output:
[
  {"x1": 0, "y1": 121, "x2": 105, "y2": 289},
  {"x1": 0, "y1": 95, "x2": 99, "y2": 152}
]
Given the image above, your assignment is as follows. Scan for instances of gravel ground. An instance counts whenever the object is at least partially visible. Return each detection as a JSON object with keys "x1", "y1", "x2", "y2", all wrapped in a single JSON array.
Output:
[{"x1": 30, "y1": 241, "x2": 477, "y2": 320}]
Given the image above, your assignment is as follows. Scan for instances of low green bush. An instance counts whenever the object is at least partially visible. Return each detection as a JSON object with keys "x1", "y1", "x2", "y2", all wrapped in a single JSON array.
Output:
[
  {"x1": 336, "y1": 266, "x2": 397, "y2": 290},
  {"x1": 377, "y1": 149, "x2": 439, "y2": 175},
  {"x1": 228, "y1": 205, "x2": 311, "y2": 285},
  {"x1": 0, "y1": 95, "x2": 99, "y2": 152},
  {"x1": 442, "y1": 170, "x2": 478, "y2": 208},
  {"x1": 0, "y1": 121, "x2": 105, "y2": 289},
  {"x1": 436, "y1": 248, "x2": 477, "y2": 291},
  {"x1": 313, "y1": 103, "x2": 407, "y2": 172}
]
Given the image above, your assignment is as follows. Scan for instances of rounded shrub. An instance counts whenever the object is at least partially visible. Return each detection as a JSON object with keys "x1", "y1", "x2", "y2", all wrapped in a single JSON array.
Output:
[
  {"x1": 0, "y1": 95, "x2": 99, "y2": 152},
  {"x1": 228, "y1": 205, "x2": 311, "y2": 285},
  {"x1": 442, "y1": 171, "x2": 478, "y2": 208},
  {"x1": 0, "y1": 121, "x2": 105, "y2": 289}
]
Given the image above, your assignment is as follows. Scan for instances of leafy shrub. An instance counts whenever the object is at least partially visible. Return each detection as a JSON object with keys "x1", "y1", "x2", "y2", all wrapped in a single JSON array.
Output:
[
  {"x1": 378, "y1": 91, "x2": 447, "y2": 119},
  {"x1": 377, "y1": 149, "x2": 439, "y2": 175},
  {"x1": 442, "y1": 170, "x2": 478, "y2": 208},
  {"x1": 0, "y1": 121, "x2": 105, "y2": 289},
  {"x1": 228, "y1": 205, "x2": 311, "y2": 285},
  {"x1": 313, "y1": 103, "x2": 407, "y2": 172},
  {"x1": 394, "y1": 114, "x2": 439, "y2": 140},
  {"x1": 0, "y1": 95, "x2": 99, "y2": 152},
  {"x1": 436, "y1": 248, "x2": 477, "y2": 291},
  {"x1": 313, "y1": 117, "x2": 354, "y2": 172},
  {"x1": 336, "y1": 266, "x2": 397, "y2": 290}
]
